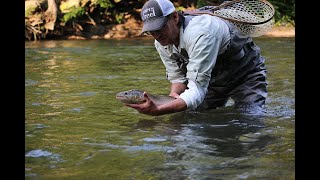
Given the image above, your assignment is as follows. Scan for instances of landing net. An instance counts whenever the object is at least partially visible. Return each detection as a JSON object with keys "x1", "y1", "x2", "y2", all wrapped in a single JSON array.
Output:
[{"x1": 183, "y1": 0, "x2": 275, "y2": 37}]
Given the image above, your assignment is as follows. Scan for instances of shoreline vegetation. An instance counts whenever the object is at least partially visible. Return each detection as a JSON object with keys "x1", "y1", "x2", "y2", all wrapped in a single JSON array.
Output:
[{"x1": 25, "y1": 0, "x2": 295, "y2": 41}]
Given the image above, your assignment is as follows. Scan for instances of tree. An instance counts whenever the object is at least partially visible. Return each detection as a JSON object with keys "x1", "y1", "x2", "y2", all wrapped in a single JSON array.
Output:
[{"x1": 44, "y1": 0, "x2": 58, "y2": 31}]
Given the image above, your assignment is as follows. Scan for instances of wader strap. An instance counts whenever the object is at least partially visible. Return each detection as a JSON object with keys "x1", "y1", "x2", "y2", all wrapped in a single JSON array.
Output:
[
  {"x1": 218, "y1": 19, "x2": 251, "y2": 61},
  {"x1": 182, "y1": 15, "x2": 196, "y2": 32}
]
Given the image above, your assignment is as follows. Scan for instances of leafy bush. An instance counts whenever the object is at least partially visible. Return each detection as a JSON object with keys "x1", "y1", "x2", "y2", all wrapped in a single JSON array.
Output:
[
  {"x1": 62, "y1": 6, "x2": 85, "y2": 23},
  {"x1": 268, "y1": 0, "x2": 295, "y2": 26}
]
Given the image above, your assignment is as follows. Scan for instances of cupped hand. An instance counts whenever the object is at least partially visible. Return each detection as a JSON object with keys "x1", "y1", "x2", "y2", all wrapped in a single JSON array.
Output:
[{"x1": 125, "y1": 92, "x2": 161, "y2": 116}]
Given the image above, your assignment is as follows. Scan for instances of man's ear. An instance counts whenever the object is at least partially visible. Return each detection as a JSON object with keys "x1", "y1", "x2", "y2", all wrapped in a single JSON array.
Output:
[{"x1": 173, "y1": 11, "x2": 179, "y2": 24}]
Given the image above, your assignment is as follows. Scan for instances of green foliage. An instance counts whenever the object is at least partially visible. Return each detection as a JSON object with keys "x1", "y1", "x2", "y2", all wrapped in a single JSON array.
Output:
[
  {"x1": 62, "y1": 6, "x2": 85, "y2": 23},
  {"x1": 91, "y1": 0, "x2": 114, "y2": 9},
  {"x1": 25, "y1": 8, "x2": 35, "y2": 17},
  {"x1": 196, "y1": 0, "x2": 209, "y2": 8},
  {"x1": 115, "y1": 12, "x2": 125, "y2": 24},
  {"x1": 175, "y1": 6, "x2": 185, "y2": 11},
  {"x1": 60, "y1": 0, "x2": 116, "y2": 23},
  {"x1": 268, "y1": 0, "x2": 295, "y2": 26}
]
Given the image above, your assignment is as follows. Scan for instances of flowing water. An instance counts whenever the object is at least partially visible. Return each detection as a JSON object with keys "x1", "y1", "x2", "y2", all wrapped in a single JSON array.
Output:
[{"x1": 25, "y1": 37, "x2": 295, "y2": 179}]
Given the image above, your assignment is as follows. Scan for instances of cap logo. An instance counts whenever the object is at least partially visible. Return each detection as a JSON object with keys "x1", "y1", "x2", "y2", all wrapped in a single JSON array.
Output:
[{"x1": 142, "y1": 7, "x2": 157, "y2": 21}]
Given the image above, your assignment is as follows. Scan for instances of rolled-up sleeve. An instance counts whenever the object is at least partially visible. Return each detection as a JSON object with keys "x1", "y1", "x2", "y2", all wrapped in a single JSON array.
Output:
[{"x1": 179, "y1": 79, "x2": 207, "y2": 110}]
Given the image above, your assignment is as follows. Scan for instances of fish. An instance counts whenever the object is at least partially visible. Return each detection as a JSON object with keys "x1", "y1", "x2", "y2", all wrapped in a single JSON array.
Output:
[{"x1": 116, "y1": 89, "x2": 176, "y2": 106}]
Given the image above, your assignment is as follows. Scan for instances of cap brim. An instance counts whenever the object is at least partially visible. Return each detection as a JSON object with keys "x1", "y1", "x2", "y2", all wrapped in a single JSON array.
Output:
[{"x1": 141, "y1": 17, "x2": 166, "y2": 34}]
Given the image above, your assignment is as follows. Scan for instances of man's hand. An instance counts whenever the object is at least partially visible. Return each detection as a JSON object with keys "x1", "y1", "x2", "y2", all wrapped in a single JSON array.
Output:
[
  {"x1": 169, "y1": 92, "x2": 180, "y2": 98},
  {"x1": 125, "y1": 90, "x2": 188, "y2": 116},
  {"x1": 125, "y1": 92, "x2": 161, "y2": 116}
]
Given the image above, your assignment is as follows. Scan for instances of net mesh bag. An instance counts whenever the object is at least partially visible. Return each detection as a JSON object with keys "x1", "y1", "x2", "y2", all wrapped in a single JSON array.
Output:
[
  {"x1": 184, "y1": 0, "x2": 275, "y2": 37},
  {"x1": 231, "y1": 18, "x2": 274, "y2": 37}
]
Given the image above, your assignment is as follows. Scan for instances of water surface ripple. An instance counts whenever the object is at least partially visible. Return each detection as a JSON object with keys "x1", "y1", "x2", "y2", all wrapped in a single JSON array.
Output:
[{"x1": 25, "y1": 37, "x2": 295, "y2": 179}]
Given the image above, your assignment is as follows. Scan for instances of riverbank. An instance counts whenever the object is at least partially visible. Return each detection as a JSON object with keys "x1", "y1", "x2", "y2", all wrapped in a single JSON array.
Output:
[
  {"x1": 63, "y1": 25, "x2": 295, "y2": 40},
  {"x1": 263, "y1": 26, "x2": 295, "y2": 37},
  {"x1": 62, "y1": 17, "x2": 295, "y2": 40}
]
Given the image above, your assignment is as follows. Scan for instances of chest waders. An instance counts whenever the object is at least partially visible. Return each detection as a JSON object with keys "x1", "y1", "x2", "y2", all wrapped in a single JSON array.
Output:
[{"x1": 182, "y1": 14, "x2": 268, "y2": 113}]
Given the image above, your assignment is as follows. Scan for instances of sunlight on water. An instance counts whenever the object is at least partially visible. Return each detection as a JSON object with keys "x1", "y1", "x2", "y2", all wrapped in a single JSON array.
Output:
[{"x1": 25, "y1": 37, "x2": 295, "y2": 179}]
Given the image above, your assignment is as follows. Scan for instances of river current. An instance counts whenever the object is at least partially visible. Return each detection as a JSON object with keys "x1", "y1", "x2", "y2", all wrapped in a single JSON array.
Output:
[{"x1": 25, "y1": 37, "x2": 295, "y2": 179}]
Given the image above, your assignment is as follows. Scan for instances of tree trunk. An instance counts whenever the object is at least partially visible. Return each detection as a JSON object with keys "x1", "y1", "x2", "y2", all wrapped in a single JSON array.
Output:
[{"x1": 44, "y1": 0, "x2": 58, "y2": 31}]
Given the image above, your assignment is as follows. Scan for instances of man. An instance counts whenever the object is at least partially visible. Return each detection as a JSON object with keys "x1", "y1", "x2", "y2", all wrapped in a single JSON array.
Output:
[{"x1": 127, "y1": 0, "x2": 268, "y2": 116}]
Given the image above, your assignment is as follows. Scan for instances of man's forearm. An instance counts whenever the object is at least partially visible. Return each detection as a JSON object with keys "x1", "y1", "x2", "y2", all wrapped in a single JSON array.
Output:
[
  {"x1": 158, "y1": 98, "x2": 187, "y2": 115},
  {"x1": 170, "y1": 82, "x2": 187, "y2": 95}
]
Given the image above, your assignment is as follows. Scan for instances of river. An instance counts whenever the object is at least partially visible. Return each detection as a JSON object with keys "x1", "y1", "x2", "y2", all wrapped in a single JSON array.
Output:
[{"x1": 25, "y1": 37, "x2": 295, "y2": 179}]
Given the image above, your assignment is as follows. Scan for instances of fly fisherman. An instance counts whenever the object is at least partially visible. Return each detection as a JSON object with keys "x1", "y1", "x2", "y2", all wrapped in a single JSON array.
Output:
[{"x1": 126, "y1": 0, "x2": 268, "y2": 116}]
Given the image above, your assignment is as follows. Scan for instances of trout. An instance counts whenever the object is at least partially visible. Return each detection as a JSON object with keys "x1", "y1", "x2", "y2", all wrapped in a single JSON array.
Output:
[{"x1": 116, "y1": 89, "x2": 176, "y2": 106}]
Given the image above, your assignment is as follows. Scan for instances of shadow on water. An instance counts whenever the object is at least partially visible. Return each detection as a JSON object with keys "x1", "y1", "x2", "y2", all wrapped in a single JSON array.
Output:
[
  {"x1": 128, "y1": 110, "x2": 276, "y2": 179},
  {"x1": 137, "y1": 111, "x2": 272, "y2": 155}
]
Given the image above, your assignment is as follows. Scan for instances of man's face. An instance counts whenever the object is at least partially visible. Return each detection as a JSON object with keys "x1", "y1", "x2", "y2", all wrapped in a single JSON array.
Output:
[{"x1": 146, "y1": 13, "x2": 180, "y2": 46}]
